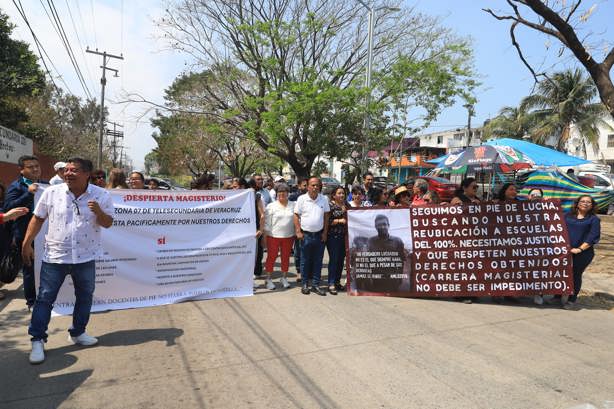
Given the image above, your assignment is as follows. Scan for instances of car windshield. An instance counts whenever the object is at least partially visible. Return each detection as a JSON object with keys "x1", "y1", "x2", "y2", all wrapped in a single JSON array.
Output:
[{"x1": 321, "y1": 177, "x2": 340, "y2": 184}]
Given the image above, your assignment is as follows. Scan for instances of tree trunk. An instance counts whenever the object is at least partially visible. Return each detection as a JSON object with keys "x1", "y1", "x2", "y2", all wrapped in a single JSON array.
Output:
[
  {"x1": 590, "y1": 66, "x2": 614, "y2": 119},
  {"x1": 286, "y1": 155, "x2": 315, "y2": 179}
]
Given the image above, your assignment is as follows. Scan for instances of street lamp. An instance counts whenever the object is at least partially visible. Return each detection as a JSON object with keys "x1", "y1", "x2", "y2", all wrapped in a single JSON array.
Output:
[{"x1": 354, "y1": 1, "x2": 400, "y2": 175}]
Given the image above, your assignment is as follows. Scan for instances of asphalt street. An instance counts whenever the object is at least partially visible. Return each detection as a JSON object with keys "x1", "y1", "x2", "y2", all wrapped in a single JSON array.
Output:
[{"x1": 1, "y1": 262, "x2": 613, "y2": 409}]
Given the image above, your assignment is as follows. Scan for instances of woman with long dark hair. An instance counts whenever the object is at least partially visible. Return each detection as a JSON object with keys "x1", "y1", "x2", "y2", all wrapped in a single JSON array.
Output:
[
  {"x1": 370, "y1": 187, "x2": 388, "y2": 207},
  {"x1": 450, "y1": 177, "x2": 480, "y2": 304},
  {"x1": 326, "y1": 186, "x2": 347, "y2": 294},
  {"x1": 495, "y1": 183, "x2": 518, "y2": 202},
  {"x1": 562, "y1": 195, "x2": 601, "y2": 309}
]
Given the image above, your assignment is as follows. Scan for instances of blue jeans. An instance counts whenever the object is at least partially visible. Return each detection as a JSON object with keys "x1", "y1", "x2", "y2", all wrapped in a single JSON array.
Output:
[
  {"x1": 326, "y1": 235, "x2": 346, "y2": 285},
  {"x1": 300, "y1": 231, "x2": 325, "y2": 286},
  {"x1": 29, "y1": 260, "x2": 96, "y2": 342}
]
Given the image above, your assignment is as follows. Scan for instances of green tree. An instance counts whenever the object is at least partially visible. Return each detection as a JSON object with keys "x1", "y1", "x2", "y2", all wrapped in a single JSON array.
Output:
[
  {"x1": 158, "y1": 0, "x2": 477, "y2": 178},
  {"x1": 523, "y1": 69, "x2": 610, "y2": 152},
  {"x1": 150, "y1": 70, "x2": 274, "y2": 178},
  {"x1": 19, "y1": 86, "x2": 105, "y2": 162},
  {"x1": 0, "y1": 9, "x2": 46, "y2": 129}
]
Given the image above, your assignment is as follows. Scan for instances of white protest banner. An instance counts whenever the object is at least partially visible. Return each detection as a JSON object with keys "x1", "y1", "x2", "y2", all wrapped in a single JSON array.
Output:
[{"x1": 35, "y1": 189, "x2": 256, "y2": 315}]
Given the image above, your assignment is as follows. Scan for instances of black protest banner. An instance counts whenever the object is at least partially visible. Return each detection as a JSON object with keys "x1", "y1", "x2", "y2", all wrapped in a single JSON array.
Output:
[{"x1": 346, "y1": 201, "x2": 573, "y2": 297}]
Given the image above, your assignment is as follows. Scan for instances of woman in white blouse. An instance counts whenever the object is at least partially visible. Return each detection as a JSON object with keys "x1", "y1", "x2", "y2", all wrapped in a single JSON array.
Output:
[{"x1": 263, "y1": 184, "x2": 295, "y2": 290}]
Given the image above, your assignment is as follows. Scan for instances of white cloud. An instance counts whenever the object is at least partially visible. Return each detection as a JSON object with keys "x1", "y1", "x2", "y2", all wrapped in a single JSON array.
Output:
[{"x1": 5, "y1": 0, "x2": 186, "y2": 169}]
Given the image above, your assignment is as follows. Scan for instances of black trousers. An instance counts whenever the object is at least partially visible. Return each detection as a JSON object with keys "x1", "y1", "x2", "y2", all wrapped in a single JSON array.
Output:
[
  {"x1": 570, "y1": 250, "x2": 594, "y2": 302},
  {"x1": 254, "y1": 236, "x2": 264, "y2": 276}
]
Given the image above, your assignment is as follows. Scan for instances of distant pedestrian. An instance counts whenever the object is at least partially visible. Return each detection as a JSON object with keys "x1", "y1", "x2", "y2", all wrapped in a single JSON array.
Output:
[
  {"x1": 4, "y1": 155, "x2": 47, "y2": 308},
  {"x1": 49, "y1": 162, "x2": 66, "y2": 185},
  {"x1": 563, "y1": 195, "x2": 601, "y2": 310},
  {"x1": 106, "y1": 168, "x2": 129, "y2": 189},
  {"x1": 248, "y1": 179, "x2": 266, "y2": 287},
  {"x1": 90, "y1": 169, "x2": 106, "y2": 188},
  {"x1": 263, "y1": 184, "x2": 295, "y2": 290},
  {"x1": 252, "y1": 174, "x2": 272, "y2": 206},
  {"x1": 326, "y1": 186, "x2": 347, "y2": 294},
  {"x1": 450, "y1": 177, "x2": 481, "y2": 205},
  {"x1": 148, "y1": 179, "x2": 160, "y2": 190},
  {"x1": 411, "y1": 179, "x2": 429, "y2": 206},
  {"x1": 22, "y1": 158, "x2": 114, "y2": 364},
  {"x1": 289, "y1": 177, "x2": 308, "y2": 283},
  {"x1": 129, "y1": 172, "x2": 146, "y2": 189},
  {"x1": 294, "y1": 177, "x2": 329, "y2": 296}
]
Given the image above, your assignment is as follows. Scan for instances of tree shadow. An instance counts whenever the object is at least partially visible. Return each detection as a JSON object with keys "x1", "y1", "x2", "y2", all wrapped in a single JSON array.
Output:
[{"x1": 0, "y1": 328, "x2": 183, "y2": 409}]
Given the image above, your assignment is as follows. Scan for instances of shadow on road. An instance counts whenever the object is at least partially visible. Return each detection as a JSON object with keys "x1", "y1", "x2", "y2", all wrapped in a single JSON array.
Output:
[
  {"x1": 98, "y1": 327, "x2": 184, "y2": 347},
  {"x1": 0, "y1": 327, "x2": 183, "y2": 409}
]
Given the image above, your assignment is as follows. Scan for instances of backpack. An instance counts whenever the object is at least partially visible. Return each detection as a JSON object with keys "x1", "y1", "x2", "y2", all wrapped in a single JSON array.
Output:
[{"x1": 0, "y1": 245, "x2": 22, "y2": 284}]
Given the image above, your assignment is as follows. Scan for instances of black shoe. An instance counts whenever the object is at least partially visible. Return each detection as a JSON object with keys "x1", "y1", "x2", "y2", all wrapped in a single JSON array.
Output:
[
  {"x1": 301, "y1": 284, "x2": 310, "y2": 295},
  {"x1": 334, "y1": 283, "x2": 344, "y2": 292},
  {"x1": 311, "y1": 286, "x2": 326, "y2": 296}
]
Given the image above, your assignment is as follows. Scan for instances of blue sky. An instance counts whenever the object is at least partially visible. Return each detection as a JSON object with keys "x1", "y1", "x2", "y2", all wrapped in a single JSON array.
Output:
[
  {"x1": 415, "y1": 0, "x2": 614, "y2": 133},
  {"x1": 5, "y1": 1, "x2": 614, "y2": 168}
]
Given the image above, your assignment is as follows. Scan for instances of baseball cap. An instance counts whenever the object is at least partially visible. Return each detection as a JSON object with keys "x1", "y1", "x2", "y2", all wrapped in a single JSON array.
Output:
[
  {"x1": 54, "y1": 161, "x2": 67, "y2": 171},
  {"x1": 274, "y1": 176, "x2": 284, "y2": 182}
]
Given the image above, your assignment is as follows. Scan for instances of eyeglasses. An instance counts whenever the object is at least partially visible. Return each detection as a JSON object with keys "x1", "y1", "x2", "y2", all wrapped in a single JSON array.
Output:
[
  {"x1": 92, "y1": 175, "x2": 105, "y2": 180},
  {"x1": 72, "y1": 199, "x2": 81, "y2": 216},
  {"x1": 578, "y1": 200, "x2": 593, "y2": 204}
]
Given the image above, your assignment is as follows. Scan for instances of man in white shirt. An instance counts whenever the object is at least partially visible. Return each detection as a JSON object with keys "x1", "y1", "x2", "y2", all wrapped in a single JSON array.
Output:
[
  {"x1": 293, "y1": 177, "x2": 329, "y2": 296},
  {"x1": 22, "y1": 157, "x2": 114, "y2": 364},
  {"x1": 49, "y1": 161, "x2": 66, "y2": 185}
]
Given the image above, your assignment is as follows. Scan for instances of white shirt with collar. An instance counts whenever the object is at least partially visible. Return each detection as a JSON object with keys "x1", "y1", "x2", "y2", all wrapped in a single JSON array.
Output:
[
  {"x1": 34, "y1": 183, "x2": 114, "y2": 264},
  {"x1": 294, "y1": 193, "x2": 330, "y2": 232}
]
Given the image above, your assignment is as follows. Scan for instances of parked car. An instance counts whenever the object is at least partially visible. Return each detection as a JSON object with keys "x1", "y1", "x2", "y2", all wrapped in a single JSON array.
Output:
[
  {"x1": 320, "y1": 176, "x2": 342, "y2": 195},
  {"x1": 417, "y1": 176, "x2": 457, "y2": 202},
  {"x1": 578, "y1": 171, "x2": 614, "y2": 192}
]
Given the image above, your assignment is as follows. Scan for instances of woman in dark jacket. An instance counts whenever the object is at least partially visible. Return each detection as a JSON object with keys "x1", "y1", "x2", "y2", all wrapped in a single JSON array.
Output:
[{"x1": 563, "y1": 195, "x2": 601, "y2": 309}]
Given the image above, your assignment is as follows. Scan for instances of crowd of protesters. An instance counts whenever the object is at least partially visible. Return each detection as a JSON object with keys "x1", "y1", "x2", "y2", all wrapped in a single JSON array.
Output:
[{"x1": 0, "y1": 156, "x2": 602, "y2": 364}]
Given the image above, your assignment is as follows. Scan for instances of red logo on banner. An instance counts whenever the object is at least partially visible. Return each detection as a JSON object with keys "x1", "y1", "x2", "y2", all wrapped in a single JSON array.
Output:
[
  {"x1": 474, "y1": 146, "x2": 486, "y2": 159},
  {"x1": 157, "y1": 237, "x2": 166, "y2": 245}
]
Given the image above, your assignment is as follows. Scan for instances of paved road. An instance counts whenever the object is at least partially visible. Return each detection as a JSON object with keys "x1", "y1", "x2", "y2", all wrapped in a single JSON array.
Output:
[{"x1": 1, "y1": 268, "x2": 613, "y2": 409}]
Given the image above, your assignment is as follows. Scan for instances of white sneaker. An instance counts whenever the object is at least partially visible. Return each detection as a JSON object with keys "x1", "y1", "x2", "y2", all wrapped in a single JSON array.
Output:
[
  {"x1": 280, "y1": 277, "x2": 291, "y2": 289},
  {"x1": 266, "y1": 278, "x2": 276, "y2": 290},
  {"x1": 69, "y1": 332, "x2": 98, "y2": 346},
  {"x1": 533, "y1": 295, "x2": 544, "y2": 305},
  {"x1": 253, "y1": 277, "x2": 259, "y2": 289},
  {"x1": 29, "y1": 340, "x2": 45, "y2": 364}
]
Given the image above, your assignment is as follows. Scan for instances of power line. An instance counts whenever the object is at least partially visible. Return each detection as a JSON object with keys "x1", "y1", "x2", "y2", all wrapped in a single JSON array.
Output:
[
  {"x1": 64, "y1": 0, "x2": 96, "y2": 93},
  {"x1": 42, "y1": 0, "x2": 93, "y2": 99},
  {"x1": 89, "y1": 0, "x2": 97, "y2": 48},
  {"x1": 12, "y1": 0, "x2": 68, "y2": 94}
]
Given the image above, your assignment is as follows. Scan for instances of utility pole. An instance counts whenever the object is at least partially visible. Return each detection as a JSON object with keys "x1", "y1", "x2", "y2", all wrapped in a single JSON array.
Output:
[
  {"x1": 86, "y1": 47, "x2": 123, "y2": 169},
  {"x1": 464, "y1": 103, "x2": 475, "y2": 148},
  {"x1": 106, "y1": 121, "x2": 124, "y2": 167}
]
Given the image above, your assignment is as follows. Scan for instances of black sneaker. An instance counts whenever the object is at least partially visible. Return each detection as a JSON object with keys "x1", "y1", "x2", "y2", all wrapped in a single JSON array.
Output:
[
  {"x1": 301, "y1": 284, "x2": 310, "y2": 295},
  {"x1": 311, "y1": 286, "x2": 326, "y2": 296}
]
